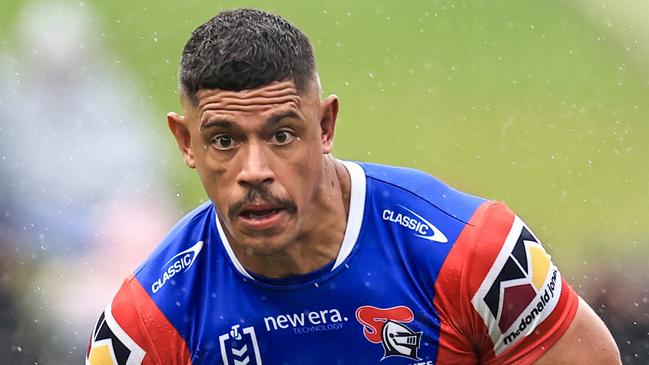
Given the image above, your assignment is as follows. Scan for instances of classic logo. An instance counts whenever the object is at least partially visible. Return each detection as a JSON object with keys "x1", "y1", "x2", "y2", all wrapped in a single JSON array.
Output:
[
  {"x1": 219, "y1": 325, "x2": 263, "y2": 365},
  {"x1": 86, "y1": 305, "x2": 145, "y2": 365},
  {"x1": 382, "y1": 205, "x2": 448, "y2": 243},
  {"x1": 471, "y1": 217, "x2": 561, "y2": 355},
  {"x1": 151, "y1": 240, "x2": 203, "y2": 293},
  {"x1": 355, "y1": 305, "x2": 422, "y2": 361}
]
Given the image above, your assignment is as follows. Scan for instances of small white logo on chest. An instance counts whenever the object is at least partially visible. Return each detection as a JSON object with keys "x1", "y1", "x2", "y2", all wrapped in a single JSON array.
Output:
[
  {"x1": 151, "y1": 240, "x2": 203, "y2": 293},
  {"x1": 382, "y1": 205, "x2": 448, "y2": 243},
  {"x1": 219, "y1": 325, "x2": 263, "y2": 365}
]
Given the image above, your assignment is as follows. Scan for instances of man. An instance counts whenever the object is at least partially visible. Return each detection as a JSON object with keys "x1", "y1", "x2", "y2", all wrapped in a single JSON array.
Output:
[{"x1": 86, "y1": 8, "x2": 620, "y2": 365}]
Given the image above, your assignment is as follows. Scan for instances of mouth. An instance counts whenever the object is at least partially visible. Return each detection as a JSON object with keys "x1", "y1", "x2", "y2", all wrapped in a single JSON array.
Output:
[
  {"x1": 237, "y1": 205, "x2": 287, "y2": 230},
  {"x1": 240, "y1": 207, "x2": 283, "y2": 219}
]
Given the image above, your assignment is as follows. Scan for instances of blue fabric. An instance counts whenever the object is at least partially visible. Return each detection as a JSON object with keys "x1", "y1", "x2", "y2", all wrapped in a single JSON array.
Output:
[{"x1": 134, "y1": 162, "x2": 486, "y2": 364}]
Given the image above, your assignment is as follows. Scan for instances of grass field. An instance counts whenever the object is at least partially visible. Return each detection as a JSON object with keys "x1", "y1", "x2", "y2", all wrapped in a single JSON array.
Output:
[{"x1": 2, "y1": 0, "x2": 648, "y2": 270}]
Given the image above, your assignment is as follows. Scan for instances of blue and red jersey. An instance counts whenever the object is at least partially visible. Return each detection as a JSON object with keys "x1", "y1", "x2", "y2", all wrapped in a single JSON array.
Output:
[{"x1": 87, "y1": 161, "x2": 578, "y2": 365}]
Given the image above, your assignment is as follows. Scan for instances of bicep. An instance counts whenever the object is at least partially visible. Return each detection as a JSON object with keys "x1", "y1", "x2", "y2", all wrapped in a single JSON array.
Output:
[{"x1": 534, "y1": 297, "x2": 620, "y2": 365}]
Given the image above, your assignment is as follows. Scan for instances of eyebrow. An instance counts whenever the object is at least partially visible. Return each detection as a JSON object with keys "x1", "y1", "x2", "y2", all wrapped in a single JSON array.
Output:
[
  {"x1": 201, "y1": 110, "x2": 301, "y2": 132},
  {"x1": 201, "y1": 118, "x2": 233, "y2": 131},
  {"x1": 265, "y1": 111, "x2": 300, "y2": 127}
]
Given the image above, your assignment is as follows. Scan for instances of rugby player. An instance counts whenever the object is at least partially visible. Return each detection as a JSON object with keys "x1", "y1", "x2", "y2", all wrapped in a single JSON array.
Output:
[{"x1": 86, "y1": 8, "x2": 620, "y2": 365}]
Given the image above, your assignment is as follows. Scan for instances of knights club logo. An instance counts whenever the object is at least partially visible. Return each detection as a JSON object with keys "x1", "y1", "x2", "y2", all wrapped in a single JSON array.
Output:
[{"x1": 355, "y1": 305, "x2": 423, "y2": 360}]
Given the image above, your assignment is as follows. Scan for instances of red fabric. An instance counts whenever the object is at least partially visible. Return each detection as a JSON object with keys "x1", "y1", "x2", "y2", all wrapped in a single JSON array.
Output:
[
  {"x1": 355, "y1": 305, "x2": 415, "y2": 343},
  {"x1": 110, "y1": 276, "x2": 193, "y2": 365},
  {"x1": 434, "y1": 201, "x2": 579, "y2": 364}
]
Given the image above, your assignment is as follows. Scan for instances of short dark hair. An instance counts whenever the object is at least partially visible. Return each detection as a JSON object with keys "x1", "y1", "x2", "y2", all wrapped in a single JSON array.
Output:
[{"x1": 179, "y1": 8, "x2": 316, "y2": 103}]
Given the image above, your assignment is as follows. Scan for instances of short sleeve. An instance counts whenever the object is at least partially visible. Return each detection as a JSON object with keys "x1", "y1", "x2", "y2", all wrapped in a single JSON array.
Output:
[
  {"x1": 86, "y1": 277, "x2": 192, "y2": 365},
  {"x1": 434, "y1": 201, "x2": 579, "y2": 365}
]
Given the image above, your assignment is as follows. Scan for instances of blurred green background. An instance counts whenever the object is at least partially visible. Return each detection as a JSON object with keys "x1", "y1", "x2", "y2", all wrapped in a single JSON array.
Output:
[
  {"x1": 3, "y1": 0, "x2": 640, "y2": 270},
  {"x1": 1, "y1": 0, "x2": 647, "y2": 363}
]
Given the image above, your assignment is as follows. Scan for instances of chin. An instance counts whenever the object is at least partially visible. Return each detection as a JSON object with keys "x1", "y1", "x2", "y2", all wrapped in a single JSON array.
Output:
[{"x1": 234, "y1": 233, "x2": 294, "y2": 257}]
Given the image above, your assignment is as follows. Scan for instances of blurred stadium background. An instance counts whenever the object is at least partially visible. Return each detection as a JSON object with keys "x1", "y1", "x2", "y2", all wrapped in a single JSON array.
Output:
[{"x1": 0, "y1": 0, "x2": 647, "y2": 363}]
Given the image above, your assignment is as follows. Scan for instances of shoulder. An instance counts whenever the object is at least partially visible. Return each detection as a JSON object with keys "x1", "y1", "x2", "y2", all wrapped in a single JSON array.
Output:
[
  {"x1": 350, "y1": 161, "x2": 497, "y2": 299},
  {"x1": 86, "y1": 278, "x2": 192, "y2": 365},
  {"x1": 351, "y1": 161, "x2": 491, "y2": 271},
  {"x1": 355, "y1": 162, "x2": 583, "y2": 363},
  {"x1": 434, "y1": 200, "x2": 581, "y2": 364},
  {"x1": 132, "y1": 201, "x2": 214, "y2": 290},
  {"x1": 356, "y1": 161, "x2": 486, "y2": 224},
  {"x1": 85, "y1": 203, "x2": 214, "y2": 364}
]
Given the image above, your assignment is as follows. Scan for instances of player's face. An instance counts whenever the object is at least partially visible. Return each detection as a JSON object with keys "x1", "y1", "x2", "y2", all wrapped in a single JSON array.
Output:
[{"x1": 168, "y1": 79, "x2": 338, "y2": 256}]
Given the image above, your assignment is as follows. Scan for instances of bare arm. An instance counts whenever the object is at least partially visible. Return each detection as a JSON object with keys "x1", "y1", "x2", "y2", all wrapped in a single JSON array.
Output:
[{"x1": 534, "y1": 297, "x2": 620, "y2": 364}]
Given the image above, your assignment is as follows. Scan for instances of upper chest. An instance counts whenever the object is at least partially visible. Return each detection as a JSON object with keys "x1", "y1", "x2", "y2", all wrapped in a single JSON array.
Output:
[
  {"x1": 184, "y1": 260, "x2": 442, "y2": 365},
  {"x1": 167, "y1": 221, "x2": 467, "y2": 365}
]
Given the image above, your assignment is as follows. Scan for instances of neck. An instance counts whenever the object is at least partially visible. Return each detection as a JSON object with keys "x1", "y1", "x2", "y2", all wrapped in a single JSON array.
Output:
[{"x1": 230, "y1": 156, "x2": 351, "y2": 278}]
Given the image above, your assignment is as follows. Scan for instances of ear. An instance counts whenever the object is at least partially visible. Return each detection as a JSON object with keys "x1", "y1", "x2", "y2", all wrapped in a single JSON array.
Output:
[
  {"x1": 319, "y1": 95, "x2": 339, "y2": 154},
  {"x1": 167, "y1": 112, "x2": 196, "y2": 168}
]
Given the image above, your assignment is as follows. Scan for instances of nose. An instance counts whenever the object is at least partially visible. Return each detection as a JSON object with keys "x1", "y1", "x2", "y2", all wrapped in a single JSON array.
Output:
[{"x1": 236, "y1": 141, "x2": 275, "y2": 188}]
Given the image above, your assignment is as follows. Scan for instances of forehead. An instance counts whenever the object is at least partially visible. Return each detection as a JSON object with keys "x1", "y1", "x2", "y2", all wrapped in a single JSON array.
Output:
[{"x1": 191, "y1": 80, "x2": 313, "y2": 125}]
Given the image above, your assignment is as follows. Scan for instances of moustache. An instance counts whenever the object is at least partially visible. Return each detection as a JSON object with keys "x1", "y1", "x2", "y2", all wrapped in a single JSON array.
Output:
[{"x1": 228, "y1": 186, "x2": 297, "y2": 221}]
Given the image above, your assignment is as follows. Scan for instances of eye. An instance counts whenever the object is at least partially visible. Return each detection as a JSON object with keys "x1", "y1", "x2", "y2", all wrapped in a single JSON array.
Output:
[
  {"x1": 270, "y1": 130, "x2": 296, "y2": 146},
  {"x1": 211, "y1": 134, "x2": 239, "y2": 150}
]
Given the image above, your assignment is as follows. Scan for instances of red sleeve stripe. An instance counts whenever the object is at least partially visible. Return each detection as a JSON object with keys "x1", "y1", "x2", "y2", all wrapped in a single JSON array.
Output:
[
  {"x1": 104, "y1": 298, "x2": 146, "y2": 364},
  {"x1": 434, "y1": 201, "x2": 579, "y2": 365},
  {"x1": 111, "y1": 277, "x2": 193, "y2": 365},
  {"x1": 434, "y1": 201, "x2": 499, "y2": 364}
]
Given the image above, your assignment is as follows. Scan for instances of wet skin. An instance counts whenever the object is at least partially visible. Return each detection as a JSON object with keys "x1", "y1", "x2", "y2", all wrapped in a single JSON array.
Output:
[{"x1": 167, "y1": 79, "x2": 351, "y2": 278}]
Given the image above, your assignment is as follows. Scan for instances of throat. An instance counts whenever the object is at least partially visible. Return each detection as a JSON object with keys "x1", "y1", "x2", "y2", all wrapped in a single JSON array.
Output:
[
  {"x1": 247, "y1": 259, "x2": 337, "y2": 285},
  {"x1": 235, "y1": 231, "x2": 345, "y2": 279}
]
